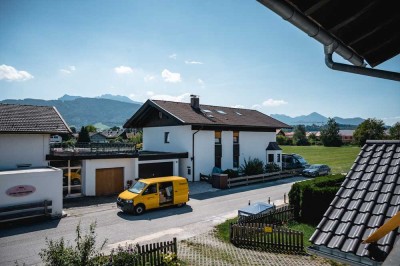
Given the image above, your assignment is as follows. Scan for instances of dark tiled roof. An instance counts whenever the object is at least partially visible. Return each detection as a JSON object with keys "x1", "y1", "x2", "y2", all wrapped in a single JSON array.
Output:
[
  {"x1": 127, "y1": 99, "x2": 290, "y2": 129},
  {"x1": 0, "y1": 104, "x2": 71, "y2": 134},
  {"x1": 266, "y1": 142, "x2": 282, "y2": 151},
  {"x1": 310, "y1": 140, "x2": 400, "y2": 260}
]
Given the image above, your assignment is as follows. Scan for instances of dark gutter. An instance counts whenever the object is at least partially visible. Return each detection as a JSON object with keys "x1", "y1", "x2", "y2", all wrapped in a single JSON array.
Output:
[
  {"x1": 325, "y1": 44, "x2": 400, "y2": 82},
  {"x1": 257, "y1": 0, "x2": 400, "y2": 82}
]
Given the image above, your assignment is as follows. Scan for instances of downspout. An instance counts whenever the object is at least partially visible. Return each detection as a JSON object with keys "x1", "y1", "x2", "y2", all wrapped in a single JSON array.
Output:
[
  {"x1": 192, "y1": 129, "x2": 201, "y2": 182},
  {"x1": 257, "y1": 0, "x2": 400, "y2": 82}
]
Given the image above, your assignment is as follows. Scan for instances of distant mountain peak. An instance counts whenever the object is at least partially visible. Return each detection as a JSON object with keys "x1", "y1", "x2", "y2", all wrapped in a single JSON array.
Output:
[
  {"x1": 58, "y1": 94, "x2": 82, "y2": 101},
  {"x1": 270, "y1": 112, "x2": 365, "y2": 126}
]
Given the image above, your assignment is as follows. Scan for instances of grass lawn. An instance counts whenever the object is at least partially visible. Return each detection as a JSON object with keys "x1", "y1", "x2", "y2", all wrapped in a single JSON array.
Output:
[{"x1": 281, "y1": 145, "x2": 361, "y2": 174}]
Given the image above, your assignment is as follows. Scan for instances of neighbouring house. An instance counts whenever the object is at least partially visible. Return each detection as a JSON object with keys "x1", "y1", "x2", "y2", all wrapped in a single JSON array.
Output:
[
  {"x1": 0, "y1": 104, "x2": 72, "y2": 217},
  {"x1": 123, "y1": 95, "x2": 290, "y2": 182},
  {"x1": 339, "y1": 130, "x2": 355, "y2": 144},
  {"x1": 276, "y1": 129, "x2": 286, "y2": 136},
  {"x1": 309, "y1": 140, "x2": 400, "y2": 265},
  {"x1": 90, "y1": 132, "x2": 108, "y2": 143}
]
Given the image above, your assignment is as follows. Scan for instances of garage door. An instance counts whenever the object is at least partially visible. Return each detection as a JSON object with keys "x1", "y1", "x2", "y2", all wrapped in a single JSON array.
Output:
[
  {"x1": 139, "y1": 162, "x2": 173, "y2": 179},
  {"x1": 96, "y1": 167, "x2": 124, "y2": 196}
]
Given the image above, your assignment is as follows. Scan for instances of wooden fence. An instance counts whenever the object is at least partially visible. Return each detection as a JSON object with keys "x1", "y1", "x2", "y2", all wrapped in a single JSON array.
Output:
[
  {"x1": 125, "y1": 238, "x2": 177, "y2": 266},
  {"x1": 230, "y1": 223, "x2": 304, "y2": 252},
  {"x1": 227, "y1": 170, "x2": 301, "y2": 188},
  {"x1": 238, "y1": 205, "x2": 295, "y2": 225}
]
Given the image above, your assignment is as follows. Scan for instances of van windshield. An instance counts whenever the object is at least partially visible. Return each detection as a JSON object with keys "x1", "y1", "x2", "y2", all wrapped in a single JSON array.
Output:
[
  {"x1": 293, "y1": 154, "x2": 307, "y2": 165},
  {"x1": 128, "y1": 181, "x2": 146, "y2": 194}
]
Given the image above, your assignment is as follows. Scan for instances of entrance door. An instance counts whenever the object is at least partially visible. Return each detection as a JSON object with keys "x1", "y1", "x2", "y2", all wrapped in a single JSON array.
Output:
[
  {"x1": 95, "y1": 167, "x2": 124, "y2": 196},
  {"x1": 138, "y1": 162, "x2": 173, "y2": 178}
]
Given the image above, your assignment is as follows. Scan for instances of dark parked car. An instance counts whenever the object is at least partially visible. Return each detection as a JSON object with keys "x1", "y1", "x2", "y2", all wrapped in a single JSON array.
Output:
[{"x1": 302, "y1": 164, "x2": 331, "y2": 177}]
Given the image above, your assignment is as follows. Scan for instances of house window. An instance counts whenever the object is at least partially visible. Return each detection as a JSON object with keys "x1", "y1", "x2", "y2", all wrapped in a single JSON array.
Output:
[
  {"x1": 215, "y1": 131, "x2": 222, "y2": 168},
  {"x1": 277, "y1": 154, "x2": 281, "y2": 163},
  {"x1": 164, "y1": 132, "x2": 170, "y2": 143},
  {"x1": 215, "y1": 131, "x2": 221, "y2": 144},
  {"x1": 233, "y1": 131, "x2": 239, "y2": 168},
  {"x1": 50, "y1": 160, "x2": 82, "y2": 197},
  {"x1": 268, "y1": 154, "x2": 274, "y2": 163}
]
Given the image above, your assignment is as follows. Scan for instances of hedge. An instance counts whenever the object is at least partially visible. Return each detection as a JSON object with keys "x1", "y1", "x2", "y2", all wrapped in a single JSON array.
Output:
[{"x1": 288, "y1": 174, "x2": 345, "y2": 224}]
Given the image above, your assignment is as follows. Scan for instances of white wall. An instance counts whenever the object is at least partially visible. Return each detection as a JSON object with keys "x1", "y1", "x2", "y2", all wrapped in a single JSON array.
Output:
[
  {"x1": 239, "y1": 132, "x2": 276, "y2": 166},
  {"x1": 144, "y1": 126, "x2": 193, "y2": 180},
  {"x1": 0, "y1": 134, "x2": 50, "y2": 169},
  {"x1": 193, "y1": 130, "x2": 214, "y2": 181},
  {"x1": 83, "y1": 158, "x2": 135, "y2": 196},
  {"x1": 0, "y1": 167, "x2": 63, "y2": 217},
  {"x1": 143, "y1": 125, "x2": 192, "y2": 152}
]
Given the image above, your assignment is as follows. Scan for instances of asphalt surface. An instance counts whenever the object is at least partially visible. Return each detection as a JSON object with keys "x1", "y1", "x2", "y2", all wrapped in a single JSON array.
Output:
[{"x1": 0, "y1": 177, "x2": 306, "y2": 265}]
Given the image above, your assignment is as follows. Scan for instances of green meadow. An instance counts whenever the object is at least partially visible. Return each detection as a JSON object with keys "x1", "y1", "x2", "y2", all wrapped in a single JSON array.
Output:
[{"x1": 281, "y1": 145, "x2": 361, "y2": 174}]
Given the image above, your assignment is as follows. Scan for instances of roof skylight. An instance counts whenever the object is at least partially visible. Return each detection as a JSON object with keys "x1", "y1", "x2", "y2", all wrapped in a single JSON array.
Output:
[
  {"x1": 235, "y1": 112, "x2": 243, "y2": 116},
  {"x1": 216, "y1": 110, "x2": 227, "y2": 114},
  {"x1": 202, "y1": 109, "x2": 212, "y2": 113}
]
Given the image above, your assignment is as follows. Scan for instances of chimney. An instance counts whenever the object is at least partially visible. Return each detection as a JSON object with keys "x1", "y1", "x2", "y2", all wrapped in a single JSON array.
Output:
[{"x1": 190, "y1": 95, "x2": 200, "y2": 110}]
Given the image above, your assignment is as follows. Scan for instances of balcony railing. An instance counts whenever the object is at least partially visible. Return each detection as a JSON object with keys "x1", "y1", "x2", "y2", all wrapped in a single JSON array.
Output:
[{"x1": 49, "y1": 143, "x2": 138, "y2": 156}]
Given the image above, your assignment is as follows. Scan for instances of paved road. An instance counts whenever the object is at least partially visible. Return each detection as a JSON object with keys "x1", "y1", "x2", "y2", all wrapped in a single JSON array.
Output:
[{"x1": 0, "y1": 177, "x2": 305, "y2": 265}]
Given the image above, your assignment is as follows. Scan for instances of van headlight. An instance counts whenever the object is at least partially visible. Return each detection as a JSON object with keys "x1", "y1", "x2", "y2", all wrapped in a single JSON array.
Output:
[{"x1": 126, "y1": 199, "x2": 133, "y2": 204}]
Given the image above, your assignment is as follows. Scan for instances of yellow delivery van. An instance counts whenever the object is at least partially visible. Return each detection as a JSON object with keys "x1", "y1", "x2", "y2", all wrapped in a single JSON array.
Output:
[{"x1": 117, "y1": 176, "x2": 189, "y2": 214}]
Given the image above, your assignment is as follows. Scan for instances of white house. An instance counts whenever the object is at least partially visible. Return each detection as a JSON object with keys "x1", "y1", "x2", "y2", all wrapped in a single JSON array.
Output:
[
  {"x1": 124, "y1": 95, "x2": 290, "y2": 182},
  {"x1": 0, "y1": 104, "x2": 72, "y2": 217}
]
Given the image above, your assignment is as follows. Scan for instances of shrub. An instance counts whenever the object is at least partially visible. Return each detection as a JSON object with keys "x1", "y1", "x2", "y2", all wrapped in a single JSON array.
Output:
[
  {"x1": 223, "y1": 169, "x2": 239, "y2": 178},
  {"x1": 239, "y1": 157, "x2": 264, "y2": 176},
  {"x1": 40, "y1": 222, "x2": 107, "y2": 266},
  {"x1": 265, "y1": 162, "x2": 281, "y2": 173},
  {"x1": 288, "y1": 174, "x2": 345, "y2": 224},
  {"x1": 107, "y1": 244, "x2": 141, "y2": 266}
]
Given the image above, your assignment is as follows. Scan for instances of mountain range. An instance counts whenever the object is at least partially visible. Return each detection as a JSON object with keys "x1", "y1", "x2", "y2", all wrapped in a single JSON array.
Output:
[
  {"x1": 1, "y1": 95, "x2": 142, "y2": 129},
  {"x1": 0, "y1": 95, "x2": 366, "y2": 129},
  {"x1": 270, "y1": 112, "x2": 365, "y2": 126}
]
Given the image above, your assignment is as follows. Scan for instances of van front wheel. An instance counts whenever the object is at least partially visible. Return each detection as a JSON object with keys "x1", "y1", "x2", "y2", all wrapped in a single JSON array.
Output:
[{"x1": 134, "y1": 204, "x2": 145, "y2": 215}]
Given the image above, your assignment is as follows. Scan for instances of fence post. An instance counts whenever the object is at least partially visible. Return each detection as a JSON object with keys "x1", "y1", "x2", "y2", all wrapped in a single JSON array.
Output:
[
  {"x1": 268, "y1": 197, "x2": 270, "y2": 204},
  {"x1": 284, "y1": 193, "x2": 286, "y2": 204}
]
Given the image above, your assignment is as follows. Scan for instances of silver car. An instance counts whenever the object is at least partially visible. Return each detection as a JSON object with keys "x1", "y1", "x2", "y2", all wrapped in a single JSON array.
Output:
[{"x1": 302, "y1": 164, "x2": 331, "y2": 177}]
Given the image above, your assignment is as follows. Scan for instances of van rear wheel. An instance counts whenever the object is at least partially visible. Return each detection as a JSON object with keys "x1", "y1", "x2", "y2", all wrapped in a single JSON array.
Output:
[
  {"x1": 134, "y1": 204, "x2": 145, "y2": 215},
  {"x1": 176, "y1": 203, "x2": 186, "y2": 208}
]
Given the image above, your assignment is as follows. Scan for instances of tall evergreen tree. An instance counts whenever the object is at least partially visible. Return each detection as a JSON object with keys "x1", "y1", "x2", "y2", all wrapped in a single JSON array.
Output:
[
  {"x1": 78, "y1": 126, "x2": 90, "y2": 143},
  {"x1": 293, "y1": 125, "x2": 309, "y2": 146},
  {"x1": 389, "y1": 122, "x2": 400, "y2": 140},
  {"x1": 320, "y1": 118, "x2": 342, "y2": 147}
]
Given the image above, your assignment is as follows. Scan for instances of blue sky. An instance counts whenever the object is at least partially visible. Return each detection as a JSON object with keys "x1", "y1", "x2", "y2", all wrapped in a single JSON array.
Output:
[{"x1": 1, "y1": 0, "x2": 399, "y2": 125}]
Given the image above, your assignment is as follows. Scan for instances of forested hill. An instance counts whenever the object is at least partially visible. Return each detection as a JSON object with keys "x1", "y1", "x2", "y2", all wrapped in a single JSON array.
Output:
[{"x1": 0, "y1": 97, "x2": 142, "y2": 129}]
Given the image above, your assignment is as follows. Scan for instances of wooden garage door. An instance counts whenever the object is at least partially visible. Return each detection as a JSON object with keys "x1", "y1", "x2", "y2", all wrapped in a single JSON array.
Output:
[
  {"x1": 139, "y1": 162, "x2": 173, "y2": 179},
  {"x1": 95, "y1": 167, "x2": 124, "y2": 196}
]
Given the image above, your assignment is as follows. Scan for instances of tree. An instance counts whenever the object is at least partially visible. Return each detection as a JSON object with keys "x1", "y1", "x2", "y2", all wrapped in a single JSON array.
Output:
[
  {"x1": 111, "y1": 126, "x2": 120, "y2": 131},
  {"x1": 293, "y1": 125, "x2": 309, "y2": 146},
  {"x1": 320, "y1": 118, "x2": 342, "y2": 147},
  {"x1": 85, "y1": 124, "x2": 97, "y2": 133},
  {"x1": 389, "y1": 122, "x2": 400, "y2": 140},
  {"x1": 70, "y1": 126, "x2": 77, "y2": 133},
  {"x1": 353, "y1": 118, "x2": 385, "y2": 146},
  {"x1": 78, "y1": 126, "x2": 90, "y2": 143}
]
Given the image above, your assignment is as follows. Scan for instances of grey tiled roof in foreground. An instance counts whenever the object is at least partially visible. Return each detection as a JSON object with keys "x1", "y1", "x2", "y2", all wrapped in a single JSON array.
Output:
[
  {"x1": 309, "y1": 140, "x2": 400, "y2": 264},
  {"x1": 0, "y1": 103, "x2": 71, "y2": 134}
]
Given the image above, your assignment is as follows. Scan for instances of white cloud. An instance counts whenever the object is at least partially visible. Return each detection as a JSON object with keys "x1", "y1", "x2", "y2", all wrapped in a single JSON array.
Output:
[
  {"x1": 0, "y1": 64, "x2": 34, "y2": 81},
  {"x1": 251, "y1": 104, "x2": 262, "y2": 110},
  {"x1": 60, "y1": 65, "x2": 76, "y2": 74},
  {"x1": 129, "y1": 94, "x2": 135, "y2": 99},
  {"x1": 185, "y1": 60, "x2": 203, "y2": 65},
  {"x1": 232, "y1": 104, "x2": 245, "y2": 109},
  {"x1": 197, "y1": 78, "x2": 204, "y2": 85},
  {"x1": 169, "y1": 53, "x2": 177, "y2": 60},
  {"x1": 144, "y1": 75, "x2": 155, "y2": 82},
  {"x1": 262, "y1": 98, "x2": 288, "y2": 107},
  {"x1": 114, "y1": 66, "x2": 133, "y2": 74},
  {"x1": 161, "y1": 69, "x2": 181, "y2": 83},
  {"x1": 147, "y1": 91, "x2": 155, "y2": 96},
  {"x1": 150, "y1": 93, "x2": 190, "y2": 102}
]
